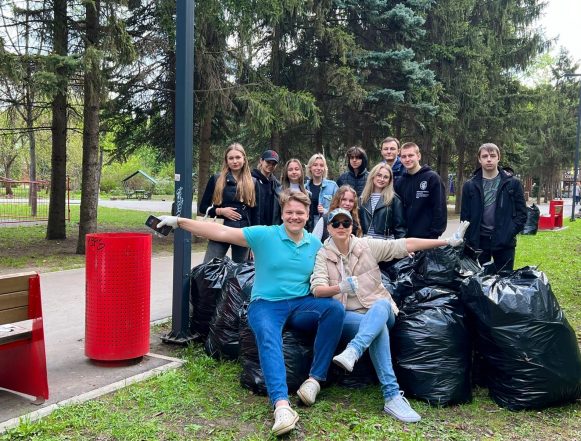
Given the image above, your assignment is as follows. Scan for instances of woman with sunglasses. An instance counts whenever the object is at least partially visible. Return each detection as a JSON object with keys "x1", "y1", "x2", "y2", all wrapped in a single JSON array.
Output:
[
  {"x1": 198, "y1": 142, "x2": 257, "y2": 263},
  {"x1": 310, "y1": 208, "x2": 469, "y2": 423},
  {"x1": 312, "y1": 185, "x2": 362, "y2": 242},
  {"x1": 360, "y1": 163, "x2": 406, "y2": 240}
]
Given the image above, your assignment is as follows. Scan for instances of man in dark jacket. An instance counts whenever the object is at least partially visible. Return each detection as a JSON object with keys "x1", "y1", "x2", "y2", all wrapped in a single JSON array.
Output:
[
  {"x1": 380, "y1": 137, "x2": 405, "y2": 180},
  {"x1": 395, "y1": 142, "x2": 447, "y2": 239},
  {"x1": 336, "y1": 146, "x2": 369, "y2": 196},
  {"x1": 460, "y1": 143, "x2": 527, "y2": 272},
  {"x1": 252, "y1": 149, "x2": 282, "y2": 225}
]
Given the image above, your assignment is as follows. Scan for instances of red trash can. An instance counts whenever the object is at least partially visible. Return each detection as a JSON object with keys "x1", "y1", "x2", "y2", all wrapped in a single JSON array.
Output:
[{"x1": 85, "y1": 232, "x2": 151, "y2": 360}]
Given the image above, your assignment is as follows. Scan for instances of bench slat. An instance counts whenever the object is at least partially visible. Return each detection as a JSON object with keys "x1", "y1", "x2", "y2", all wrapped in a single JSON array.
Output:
[
  {"x1": 0, "y1": 321, "x2": 33, "y2": 345},
  {"x1": 0, "y1": 272, "x2": 36, "y2": 296},
  {"x1": 0, "y1": 290, "x2": 28, "y2": 310},
  {"x1": 0, "y1": 306, "x2": 29, "y2": 325}
]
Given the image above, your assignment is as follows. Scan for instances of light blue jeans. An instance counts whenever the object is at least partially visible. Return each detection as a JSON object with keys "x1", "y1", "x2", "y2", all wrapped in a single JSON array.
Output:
[{"x1": 342, "y1": 299, "x2": 399, "y2": 399}]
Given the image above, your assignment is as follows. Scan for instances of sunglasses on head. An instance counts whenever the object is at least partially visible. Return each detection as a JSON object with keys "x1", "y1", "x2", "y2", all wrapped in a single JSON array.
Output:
[{"x1": 331, "y1": 220, "x2": 352, "y2": 228}]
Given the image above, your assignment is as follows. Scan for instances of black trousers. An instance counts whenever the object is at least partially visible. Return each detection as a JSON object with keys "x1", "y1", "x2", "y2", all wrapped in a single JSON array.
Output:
[{"x1": 477, "y1": 235, "x2": 516, "y2": 273}]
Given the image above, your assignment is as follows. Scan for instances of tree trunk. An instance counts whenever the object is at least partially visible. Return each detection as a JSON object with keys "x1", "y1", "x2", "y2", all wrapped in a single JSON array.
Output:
[
  {"x1": 47, "y1": 0, "x2": 68, "y2": 240},
  {"x1": 455, "y1": 139, "x2": 466, "y2": 214},
  {"x1": 270, "y1": 23, "x2": 282, "y2": 153},
  {"x1": 76, "y1": 0, "x2": 101, "y2": 255},
  {"x1": 26, "y1": 99, "x2": 37, "y2": 217}
]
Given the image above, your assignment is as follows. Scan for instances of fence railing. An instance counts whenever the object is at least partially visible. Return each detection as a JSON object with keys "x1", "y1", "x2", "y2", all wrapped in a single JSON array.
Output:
[{"x1": 0, "y1": 177, "x2": 70, "y2": 224}]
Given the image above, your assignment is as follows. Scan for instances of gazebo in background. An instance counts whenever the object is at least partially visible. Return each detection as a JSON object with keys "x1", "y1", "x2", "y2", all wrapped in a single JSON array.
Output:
[{"x1": 121, "y1": 170, "x2": 157, "y2": 200}]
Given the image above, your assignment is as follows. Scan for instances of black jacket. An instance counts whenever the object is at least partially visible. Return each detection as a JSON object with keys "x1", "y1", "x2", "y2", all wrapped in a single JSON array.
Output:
[
  {"x1": 336, "y1": 153, "x2": 369, "y2": 196},
  {"x1": 251, "y1": 168, "x2": 282, "y2": 226},
  {"x1": 395, "y1": 165, "x2": 447, "y2": 239},
  {"x1": 199, "y1": 172, "x2": 258, "y2": 227},
  {"x1": 359, "y1": 194, "x2": 406, "y2": 239},
  {"x1": 460, "y1": 167, "x2": 527, "y2": 250}
]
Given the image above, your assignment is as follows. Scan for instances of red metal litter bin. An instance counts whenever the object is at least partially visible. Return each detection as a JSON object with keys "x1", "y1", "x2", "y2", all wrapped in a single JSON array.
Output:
[{"x1": 85, "y1": 233, "x2": 151, "y2": 360}]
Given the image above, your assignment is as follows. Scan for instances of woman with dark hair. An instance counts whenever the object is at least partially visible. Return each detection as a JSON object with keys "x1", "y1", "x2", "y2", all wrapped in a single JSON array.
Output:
[
  {"x1": 198, "y1": 143, "x2": 257, "y2": 263},
  {"x1": 359, "y1": 163, "x2": 406, "y2": 240},
  {"x1": 336, "y1": 146, "x2": 369, "y2": 196},
  {"x1": 312, "y1": 185, "x2": 362, "y2": 242}
]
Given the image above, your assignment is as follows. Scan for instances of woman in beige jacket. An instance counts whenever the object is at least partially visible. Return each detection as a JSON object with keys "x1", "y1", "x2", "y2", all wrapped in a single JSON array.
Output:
[{"x1": 310, "y1": 208, "x2": 468, "y2": 423}]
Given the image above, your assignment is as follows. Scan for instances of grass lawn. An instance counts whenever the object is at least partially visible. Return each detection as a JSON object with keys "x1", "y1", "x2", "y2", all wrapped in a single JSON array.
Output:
[{"x1": 1, "y1": 220, "x2": 580, "y2": 440}]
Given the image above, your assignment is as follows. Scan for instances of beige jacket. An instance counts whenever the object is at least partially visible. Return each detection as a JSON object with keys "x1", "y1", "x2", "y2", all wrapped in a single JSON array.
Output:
[{"x1": 310, "y1": 236, "x2": 408, "y2": 314}]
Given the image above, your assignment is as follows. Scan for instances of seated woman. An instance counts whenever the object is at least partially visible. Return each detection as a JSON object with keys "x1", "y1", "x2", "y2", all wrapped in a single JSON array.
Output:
[
  {"x1": 312, "y1": 185, "x2": 362, "y2": 241},
  {"x1": 359, "y1": 163, "x2": 406, "y2": 240},
  {"x1": 310, "y1": 208, "x2": 468, "y2": 423},
  {"x1": 157, "y1": 190, "x2": 345, "y2": 437}
]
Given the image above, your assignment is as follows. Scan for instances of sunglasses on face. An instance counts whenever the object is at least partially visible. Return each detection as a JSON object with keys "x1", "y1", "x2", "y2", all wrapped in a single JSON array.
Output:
[{"x1": 331, "y1": 220, "x2": 352, "y2": 228}]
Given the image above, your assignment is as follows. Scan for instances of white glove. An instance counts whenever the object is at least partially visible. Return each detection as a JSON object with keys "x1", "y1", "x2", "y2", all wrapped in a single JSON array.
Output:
[
  {"x1": 338, "y1": 276, "x2": 358, "y2": 295},
  {"x1": 157, "y1": 215, "x2": 179, "y2": 229},
  {"x1": 445, "y1": 220, "x2": 470, "y2": 247}
]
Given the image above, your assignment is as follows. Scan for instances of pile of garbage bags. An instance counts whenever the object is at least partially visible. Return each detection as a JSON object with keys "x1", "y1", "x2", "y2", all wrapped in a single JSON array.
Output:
[{"x1": 188, "y1": 249, "x2": 581, "y2": 410}]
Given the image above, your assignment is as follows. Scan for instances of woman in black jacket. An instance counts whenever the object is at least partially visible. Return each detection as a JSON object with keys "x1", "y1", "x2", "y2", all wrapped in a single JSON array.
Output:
[
  {"x1": 198, "y1": 143, "x2": 257, "y2": 263},
  {"x1": 359, "y1": 163, "x2": 406, "y2": 240}
]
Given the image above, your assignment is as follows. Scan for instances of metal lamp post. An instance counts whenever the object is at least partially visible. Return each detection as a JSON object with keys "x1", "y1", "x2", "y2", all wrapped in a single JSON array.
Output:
[{"x1": 163, "y1": 0, "x2": 195, "y2": 344}]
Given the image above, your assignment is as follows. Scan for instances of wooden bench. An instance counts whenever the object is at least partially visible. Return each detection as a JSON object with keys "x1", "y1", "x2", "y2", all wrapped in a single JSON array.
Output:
[{"x1": 0, "y1": 271, "x2": 49, "y2": 403}]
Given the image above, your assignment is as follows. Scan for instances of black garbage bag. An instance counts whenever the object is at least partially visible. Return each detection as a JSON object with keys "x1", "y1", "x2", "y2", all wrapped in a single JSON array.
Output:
[
  {"x1": 521, "y1": 204, "x2": 540, "y2": 235},
  {"x1": 391, "y1": 287, "x2": 472, "y2": 406},
  {"x1": 204, "y1": 262, "x2": 254, "y2": 360},
  {"x1": 380, "y1": 258, "x2": 415, "y2": 308},
  {"x1": 239, "y1": 308, "x2": 314, "y2": 395},
  {"x1": 190, "y1": 257, "x2": 235, "y2": 341},
  {"x1": 461, "y1": 266, "x2": 581, "y2": 410},
  {"x1": 411, "y1": 247, "x2": 459, "y2": 289}
]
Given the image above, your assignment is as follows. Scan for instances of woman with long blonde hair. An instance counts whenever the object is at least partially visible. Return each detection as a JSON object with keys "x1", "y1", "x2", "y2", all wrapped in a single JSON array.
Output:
[
  {"x1": 199, "y1": 143, "x2": 257, "y2": 262},
  {"x1": 281, "y1": 158, "x2": 309, "y2": 195},
  {"x1": 359, "y1": 163, "x2": 406, "y2": 240}
]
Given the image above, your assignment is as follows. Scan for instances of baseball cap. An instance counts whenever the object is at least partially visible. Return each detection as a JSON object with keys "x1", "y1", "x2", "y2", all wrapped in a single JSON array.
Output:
[
  {"x1": 261, "y1": 150, "x2": 280, "y2": 163},
  {"x1": 328, "y1": 208, "x2": 353, "y2": 222}
]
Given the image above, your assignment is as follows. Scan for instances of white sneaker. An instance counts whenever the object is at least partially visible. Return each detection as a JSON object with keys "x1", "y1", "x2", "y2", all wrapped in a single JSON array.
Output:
[
  {"x1": 271, "y1": 405, "x2": 299, "y2": 436},
  {"x1": 333, "y1": 346, "x2": 359, "y2": 372},
  {"x1": 384, "y1": 391, "x2": 421, "y2": 423},
  {"x1": 296, "y1": 378, "x2": 320, "y2": 406}
]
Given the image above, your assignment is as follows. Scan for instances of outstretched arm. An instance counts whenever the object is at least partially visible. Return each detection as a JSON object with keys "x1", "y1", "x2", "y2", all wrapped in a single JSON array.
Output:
[
  {"x1": 406, "y1": 220, "x2": 470, "y2": 252},
  {"x1": 157, "y1": 216, "x2": 248, "y2": 247}
]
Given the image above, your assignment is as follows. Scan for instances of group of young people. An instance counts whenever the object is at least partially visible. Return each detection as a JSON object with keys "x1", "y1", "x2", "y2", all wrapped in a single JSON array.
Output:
[{"x1": 157, "y1": 138, "x2": 526, "y2": 436}]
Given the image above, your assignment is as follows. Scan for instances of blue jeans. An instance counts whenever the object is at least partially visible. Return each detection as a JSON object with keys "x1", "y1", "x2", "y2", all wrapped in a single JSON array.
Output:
[
  {"x1": 342, "y1": 299, "x2": 399, "y2": 399},
  {"x1": 203, "y1": 239, "x2": 249, "y2": 263},
  {"x1": 248, "y1": 295, "x2": 345, "y2": 406}
]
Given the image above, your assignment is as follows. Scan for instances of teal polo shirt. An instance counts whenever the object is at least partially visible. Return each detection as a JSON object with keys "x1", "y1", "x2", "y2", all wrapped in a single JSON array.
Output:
[{"x1": 243, "y1": 224, "x2": 322, "y2": 301}]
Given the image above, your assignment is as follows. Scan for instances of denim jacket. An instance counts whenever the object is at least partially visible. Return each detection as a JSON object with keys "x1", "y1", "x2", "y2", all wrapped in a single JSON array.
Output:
[{"x1": 305, "y1": 179, "x2": 339, "y2": 213}]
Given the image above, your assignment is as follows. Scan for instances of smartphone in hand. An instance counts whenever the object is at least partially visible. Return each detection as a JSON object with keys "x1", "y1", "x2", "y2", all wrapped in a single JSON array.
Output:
[{"x1": 145, "y1": 215, "x2": 173, "y2": 236}]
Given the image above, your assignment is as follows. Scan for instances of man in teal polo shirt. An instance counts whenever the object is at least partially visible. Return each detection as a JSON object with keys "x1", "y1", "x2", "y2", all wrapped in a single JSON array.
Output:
[{"x1": 158, "y1": 189, "x2": 347, "y2": 437}]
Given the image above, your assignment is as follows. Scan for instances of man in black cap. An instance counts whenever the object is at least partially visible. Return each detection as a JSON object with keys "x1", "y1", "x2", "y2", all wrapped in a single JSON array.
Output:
[{"x1": 252, "y1": 149, "x2": 282, "y2": 225}]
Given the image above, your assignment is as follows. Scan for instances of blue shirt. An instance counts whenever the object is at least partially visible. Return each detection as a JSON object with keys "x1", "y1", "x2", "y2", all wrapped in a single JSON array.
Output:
[{"x1": 243, "y1": 224, "x2": 322, "y2": 301}]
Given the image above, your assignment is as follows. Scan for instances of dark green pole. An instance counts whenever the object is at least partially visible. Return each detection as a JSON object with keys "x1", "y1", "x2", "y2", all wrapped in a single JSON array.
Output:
[
  {"x1": 163, "y1": 0, "x2": 195, "y2": 343},
  {"x1": 565, "y1": 73, "x2": 581, "y2": 222}
]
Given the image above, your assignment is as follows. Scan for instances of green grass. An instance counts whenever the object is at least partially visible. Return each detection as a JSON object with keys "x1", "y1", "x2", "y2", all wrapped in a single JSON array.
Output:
[
  {"x1": 515, "y1": 218, "x2": 581, "y2": 334},
  {"x1": 1, "y1": 220, "x2": 580, "y2": 440}
]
